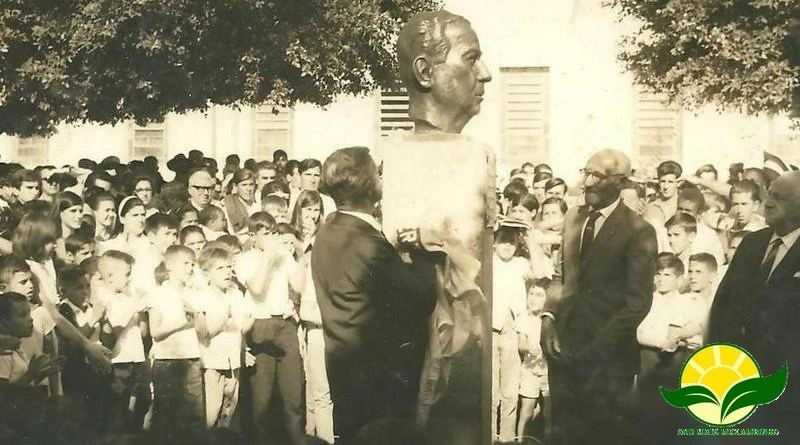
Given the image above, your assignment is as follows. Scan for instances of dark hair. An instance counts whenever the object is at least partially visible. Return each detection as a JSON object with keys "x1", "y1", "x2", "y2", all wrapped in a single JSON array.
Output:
[
  {"x1": 255, "y1": 161, "x2": 276, "y2": 174},
  {"x1": 85, "y1": 188, "x2": 115, "y2": 211},
  {"x1": 320, "y1": 147, "x2": 379, "y2": 208},
  {"x1": 260, "y1": 180, "x2": 290, "y2": 202},
  {"x1": 689, "y1": 252, "x2": 718, "y2": 273},
  {"x1": 274, "y1": 222, "x2": 299, "y2": 239},
  {"x1": 262, "y1": 195, "x2": 288, "y2": 210},
  {"x1": 198, "y1": 205, "x2": 225, "y2": 226},
  {"x1": 248, "y1": 211, "x2": 276, "y2": 233},
  {"x1": 695, "y1": 164, "x2": 718, "y2": 180},
  {"x1": 174, "y1": 204, "x2": 199, "y2": 221},
  {"x1": 130, "y1": 174, "x2": 158, "y2": 195},
  {"x1": 516, "y1": 193, "x2": 540, "y2": 213},
  {"x1": 0, "y1": 292, "x2": 28, "y2": 326},
  {"x1": 503, "y1": 182, "x2": 529, "y2": 205},
  {"x1": 494, "y1": 225, "x2": 521, "y2": 246},
  {"x1": 272, "y1": 149, "x2": 288, "y2": 161},
  {"x1": 13, "y1": 212, "x2": 61, "y2": 262},
  {"x1": 544, "y1": 178, "x2": 567, "y2": 193},
  {"x1": 729, "y1": 179, "x2": 761, "y2": 202},
  {"x1": 535, "y1": 163, "x2": 553, "y2": 174},
  {"x1": 541, "y1": 197, "x2": 568, "y2": 215},
  {"x1": 51, "y1": 191, "x2": 84, "y2": 220},
  {"x1": 665, "y1": 212, "x2": 698, "y2": 234},
  {"x1": 231, "y1": 168, "x2": 255, "y2": 185},
  {"x1": 284, "y1": 160, "x2": 300, "y2": 176},
  {"x1": 214, "y1": 235, "x2": 242, "y2": 253},
  {"x1": 180, "y1": 225, "x2": 205, "y2": 244},
  {"x1": 145, "y1": 213, "x2": 178, "y2": 235},
  {"x1": 0, "y1": 255, "x2": 32, "y2": 286},
  {"x1": 290, "y1": 190, "x2": 323, "y2": 236},
  {"x1": 80, "y1": 256, "x2": 100, "y2": 277},
  {"x1": 101, "y1": 250, "x2": 135, "y2": 267},
  {"x1": 117, "y1": 196, "x2": 145, "y2": 219},
  {"x1": 298, "y1": 158, "x2": 323, "y2": 174},
  {"x1": 198, "y1": 246, "x2": 233, "y2": 273},
  {"x1": 656, "y1": 252, "x2": 684, "y2": 276},
  {"x1": 620, "y1": 178, "x2": 646, "y2": 199},
  {"x1": 657, "y1": 160, "x2": 683, "y2": 179},
  {"x1": 532, "y1": 172, "x2": 553, "y2": 184},
  {"x1": 10, "y1": 169, "x2": 41, "y2": 189},
  {"x1": 58, "y1": 266, "x2": 88, "y2": 293},
  {"x1": 705, "y1": 192, "x2": 731, "y2": 213},
  {"x1": 677, "y1": 187, "x2": 706, "y2": 213},
  {"x1": 65, "y1": 231, "x2": 94, "y2": 255}
]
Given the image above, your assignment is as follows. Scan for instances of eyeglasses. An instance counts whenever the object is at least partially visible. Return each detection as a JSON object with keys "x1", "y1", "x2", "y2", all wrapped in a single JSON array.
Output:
[{"x1": 189, "y1": 185, "x2": 214, "y2": 193}]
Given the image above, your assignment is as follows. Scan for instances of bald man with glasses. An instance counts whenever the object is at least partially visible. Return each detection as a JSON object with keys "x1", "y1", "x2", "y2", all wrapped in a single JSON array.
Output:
[
  {"x1": 541, "y1": 149, "x2": 658, "y2": 445},
  {"x1": 186, "y1": 169, "x2": 215, "y2": 212}
]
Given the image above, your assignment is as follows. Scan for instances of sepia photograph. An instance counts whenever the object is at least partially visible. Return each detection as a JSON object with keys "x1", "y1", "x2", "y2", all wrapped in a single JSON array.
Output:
[{"x1": 0, "y1": 1, "x2": 798, "y2": 444}]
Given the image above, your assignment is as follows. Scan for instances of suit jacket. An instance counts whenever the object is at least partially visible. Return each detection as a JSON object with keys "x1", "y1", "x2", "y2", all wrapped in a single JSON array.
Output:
[
  {"x1": 311, "y1": 212, "x2": 437, "y2": 391},
  {"x1": 545, "y1": 202, "x2": 657, "y2": 376},
  {"x1": 708, "y1": 228, "x2": 800, "y2": 432}
]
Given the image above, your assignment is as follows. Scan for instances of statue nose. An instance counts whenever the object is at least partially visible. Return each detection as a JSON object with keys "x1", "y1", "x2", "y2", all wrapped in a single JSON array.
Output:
[{"x1": 477, "y1": 61, "x2": 492, "y2": 82}]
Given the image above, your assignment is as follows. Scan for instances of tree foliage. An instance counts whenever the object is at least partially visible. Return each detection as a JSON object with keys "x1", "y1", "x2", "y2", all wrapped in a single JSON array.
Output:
[
  {"x1": 0, "y1": 0, "x2": 440, "y2": 136},
  {"x1": 611, "y1": 0, "x2": 800, "y2": 119}
]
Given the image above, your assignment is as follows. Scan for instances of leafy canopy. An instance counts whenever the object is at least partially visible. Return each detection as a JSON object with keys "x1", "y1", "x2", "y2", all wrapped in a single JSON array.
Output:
[
  {"x1": 611, "y1": 0, "x2": 800, "y2": 119},
  {"x1": 0, "y1": 0, "x2": 440, "y2": 136}
]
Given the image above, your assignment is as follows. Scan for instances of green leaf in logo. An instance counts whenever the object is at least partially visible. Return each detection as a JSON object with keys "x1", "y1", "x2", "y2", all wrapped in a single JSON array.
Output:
[
  {"x1": 719, "y1": 362, "x2": 788, "y2": 422},
  {"x1": 660, "y1": 385, "x2": 720, "y2": 408}
]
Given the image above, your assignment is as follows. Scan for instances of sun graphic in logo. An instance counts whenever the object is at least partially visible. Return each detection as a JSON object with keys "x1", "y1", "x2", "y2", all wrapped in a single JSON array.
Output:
[{"x1": 661, "y1": 344, "x2": 788, "y2": 426}]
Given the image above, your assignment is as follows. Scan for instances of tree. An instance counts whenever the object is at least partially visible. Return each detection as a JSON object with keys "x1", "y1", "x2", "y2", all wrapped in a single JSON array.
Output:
[
  {"x1": 0, "y1": 0, "x2": 439, "y2": 137},
  {"x1": 610, "y1": 0, "x2": 800, "y2": 119}
]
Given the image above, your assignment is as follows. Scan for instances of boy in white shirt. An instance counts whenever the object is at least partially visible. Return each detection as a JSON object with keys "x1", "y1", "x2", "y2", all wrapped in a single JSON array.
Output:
[
  {"x1": 195, "y1": 246, "x2": 251, "y2": 428},
  {"x1": 685, "y1": 253, "x2": 718, "y2": 341},
  {"x1": 148, "y1": 245, "x2": 205, "y2": 441},
  {"x1": 100, "y1": 250, "x2": 150, "y2": 434},
  {"x1": 236, "y1": 214, "x2": 306, "y2": 444},
  {"x1": 0, "y1": 292, "x2": 62, "y2": 387}
]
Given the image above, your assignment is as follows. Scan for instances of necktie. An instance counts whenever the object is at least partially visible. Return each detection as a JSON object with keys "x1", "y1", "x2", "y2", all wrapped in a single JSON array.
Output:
[
  {"x1": 760, "y1": 238, "x2": 783, "y2": 284},
  {"x1": 581, "y1": 210, "x2": 603, "y2": 261}
]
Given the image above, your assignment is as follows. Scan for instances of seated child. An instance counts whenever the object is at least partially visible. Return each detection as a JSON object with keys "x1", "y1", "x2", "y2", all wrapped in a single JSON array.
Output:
[{"x1": 0, "y1": 292, "x2": 63, "y2": 387}]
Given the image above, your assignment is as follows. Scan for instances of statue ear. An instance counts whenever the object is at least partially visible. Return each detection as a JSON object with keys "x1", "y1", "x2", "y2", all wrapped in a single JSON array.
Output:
[{"x1": 412, "y1": 56, "x2": 434, "y2": 89}]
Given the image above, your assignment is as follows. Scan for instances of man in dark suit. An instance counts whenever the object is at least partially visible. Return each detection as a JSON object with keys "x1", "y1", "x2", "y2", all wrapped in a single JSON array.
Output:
[
  {"x1": 311, "y1": 146, "x2": 437, "y2": 444},
  {"x1": 708, "y1": 171, "x2": 800, "y2": 443},
  {"x1": 541, "y1": 149, "x2": 658, "y2": 445}
]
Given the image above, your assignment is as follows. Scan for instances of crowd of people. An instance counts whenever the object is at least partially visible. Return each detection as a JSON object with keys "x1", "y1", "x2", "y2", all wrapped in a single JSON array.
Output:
[
  {"x1": 0, "y1": 143, "x2": 794, "y2": 445},
  {"x1": 491, "y1": 156, "x2": 788, "y2": 443}
]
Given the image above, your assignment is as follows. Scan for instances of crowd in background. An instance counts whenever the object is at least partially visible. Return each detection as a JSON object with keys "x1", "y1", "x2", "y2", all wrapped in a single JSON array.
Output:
[
  {"x1": 0, "y1": 146, "x2": 783, "y2": 444},
  {"x1": 491, "y1": 158, "x2": 777, "y2": 443}
]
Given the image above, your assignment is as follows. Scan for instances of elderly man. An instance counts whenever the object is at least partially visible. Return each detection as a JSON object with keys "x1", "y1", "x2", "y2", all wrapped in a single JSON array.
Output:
[
  {"x1": 708, "y1": 171, "x2": 800, "y2": 443},
  {"x1": 186, "y1": 168, "x2": 214, "y2": 212},
  {"x1": 541, "y1": 149, "x2": 658, "y2": 445},
  {"x1": 312, "y1": 146, "x2": 437, "y2": 445}
]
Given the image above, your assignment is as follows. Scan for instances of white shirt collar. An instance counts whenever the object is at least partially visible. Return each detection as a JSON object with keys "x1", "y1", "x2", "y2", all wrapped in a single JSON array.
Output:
[
  {"x1": 769, "y1": 225, "x2": 800, "y2": 250},
  {"x1": 65, "y1": 299, "x2": 89, "y2": 314},
  {"x1": 339, "y1": 210, "x2": 382, "y2": 233},
  {"x1": 591, "y1": 197, "x2": 620, "y2": 219}
]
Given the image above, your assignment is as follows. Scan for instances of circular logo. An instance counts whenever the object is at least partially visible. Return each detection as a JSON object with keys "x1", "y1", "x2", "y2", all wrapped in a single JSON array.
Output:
[{"x1": 661, "y1": 343, "x2": 788, "y2": 427}]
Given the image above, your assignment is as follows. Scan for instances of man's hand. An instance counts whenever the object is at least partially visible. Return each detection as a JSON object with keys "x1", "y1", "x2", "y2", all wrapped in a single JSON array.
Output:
[
  {"x1": 0, "y1": 334, "x2": 20, "y2": 355},
  {"x1": 85, "y1": 342, "x2": 112, "y2": 374},
  {"x1": 540, "y1": 317, "x2": 561, "y2": 362}
]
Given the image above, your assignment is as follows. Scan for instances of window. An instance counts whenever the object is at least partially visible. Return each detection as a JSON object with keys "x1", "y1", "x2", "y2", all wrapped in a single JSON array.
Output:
[
  {"x1": 15, "y1": 136, "x2": 49, "y2": 166},
  {"x1": 377, "y1": 89, "x2": 414, "y2": 137},
  {"x1": 633, "y1": 87, "x2": 682, "y2": 162},
  {"x1": 253, "y1": 106, "x2": 292, "y2": 160},
  {"x1": 131, "y1": 120, "x2": 166, "y2": 160},
  {"x1": 500, "y1": 67, "x2": 550, "y2": 167}
]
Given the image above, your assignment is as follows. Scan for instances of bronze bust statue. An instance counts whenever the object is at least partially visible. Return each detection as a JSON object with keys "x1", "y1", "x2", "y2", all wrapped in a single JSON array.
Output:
[{"x1": 397, "y1": 11, "x2": 492, "y2": 134}]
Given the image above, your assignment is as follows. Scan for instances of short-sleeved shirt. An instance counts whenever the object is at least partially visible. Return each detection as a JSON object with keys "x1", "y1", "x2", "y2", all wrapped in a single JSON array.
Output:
[
  {"x1": 148, "y1": 283, "x2": 201, "y2": 360},
  {"x1": 194, "y1": 286, "x2": 246, "y2": 370},
  {"x1": 492, "y1": 255, "x2": 529, "y2": 332},
  {"x1": 0, "y1": 349, "x2": 30, "y2": 384},
  {"x1": 106, "y1": 292, "x2": 146, "y2": 364},
  {"x1": 236, "y1": 249, "x2": 296, "y2": 320}
]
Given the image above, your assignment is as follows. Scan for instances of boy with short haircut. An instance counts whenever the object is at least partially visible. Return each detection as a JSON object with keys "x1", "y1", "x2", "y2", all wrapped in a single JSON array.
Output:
[
  {"x1": 728, "y1": 180, "x2": 767, "y2": 233},
  {"x1": 64, "y1": 231, "x2": 95, "y2": 266},
  {"x1": 100, "y1": 250, "x2": 150, "y2": 434},
  {"x1": 665, "y1": 213, "x2": 697, "y2": 269},
  {"x1": 237, "y1": 212, "x2": 306, "y2": 444},
  {"x1": 0, "y1": 292, "x2": 63, "y2": 386},
  {"x1": 199, "y1": 204, "x2": 229, "y2": 241},
  {"x1": 0, "y1": 255, "x2": 60, "y2": 396},
  {"x1": 145, "y1": 213, "x2": 179, "y2": 255},
  {"x1": 138, "y1": 213, "x2": 180, "y2": 297},
  {"x1": 195, "y1": 246, "x2": 250, "y2": 428},
  {"x1": 148, "y1": 245, "x2": 205, "y2": 440},
  {"x1": 261, "y1": 195, "x2": 289, "y2": 224}
]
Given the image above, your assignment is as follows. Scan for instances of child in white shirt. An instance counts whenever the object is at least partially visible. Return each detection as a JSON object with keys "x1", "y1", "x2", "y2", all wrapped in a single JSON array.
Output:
[
  {"x1": 0, "y1": 292, "x2": 62, "y2": 387},
  {"x1": 148, "y1": 245, "x2": 205, "y2": 440},
  {"x1": 195, "y1": 246, "x2": 251, "y2": 428}
]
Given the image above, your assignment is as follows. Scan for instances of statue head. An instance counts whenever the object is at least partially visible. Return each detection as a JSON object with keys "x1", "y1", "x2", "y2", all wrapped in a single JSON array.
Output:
[{"x1": 397, "y1": 10, "x2": 492, "y2": 134}]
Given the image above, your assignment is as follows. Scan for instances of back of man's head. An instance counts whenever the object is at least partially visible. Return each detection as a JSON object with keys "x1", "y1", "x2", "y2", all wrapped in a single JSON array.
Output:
[{"x1": 320, "y1": 146, "x2": 379, "y2": 209}]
